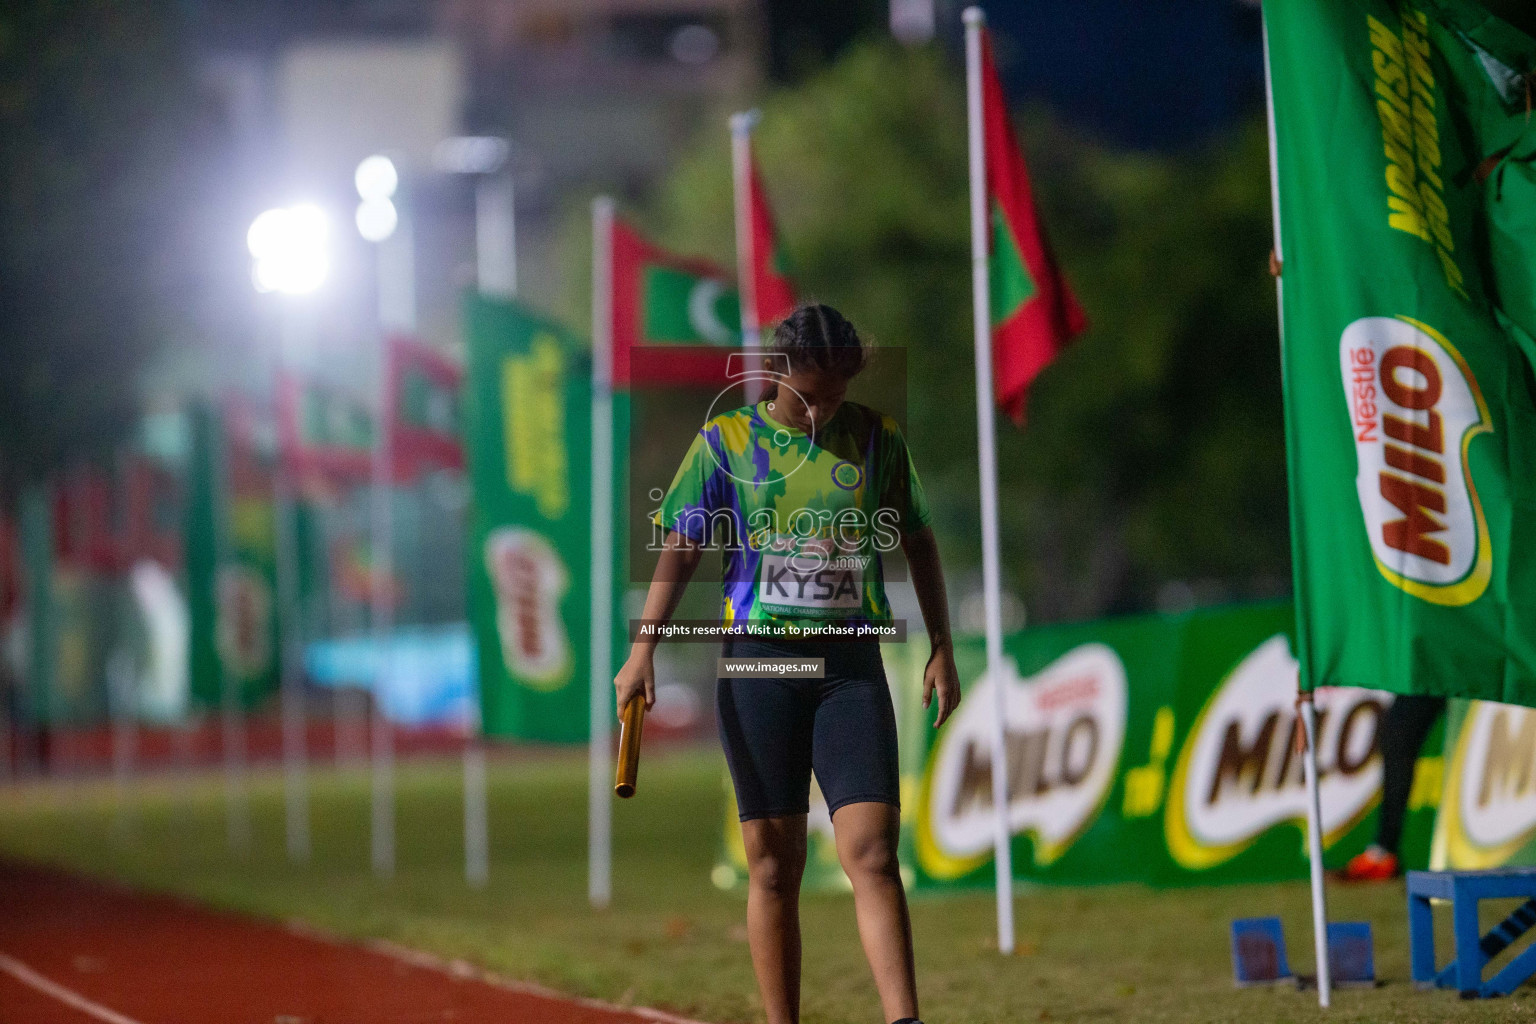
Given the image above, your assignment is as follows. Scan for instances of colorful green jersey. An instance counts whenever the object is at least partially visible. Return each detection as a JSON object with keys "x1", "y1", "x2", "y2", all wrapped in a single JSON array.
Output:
[{"x1": 654, "y1": 400, "x2": 930, "y2": 630}]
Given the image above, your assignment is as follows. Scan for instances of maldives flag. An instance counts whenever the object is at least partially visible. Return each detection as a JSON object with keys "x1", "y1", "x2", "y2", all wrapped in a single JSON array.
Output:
[
  {"x1": 741, "y1": 151, "x2": 798, "y2": 332},
  {"x1": 978, "y1": 28, "x2": 1087, "y2": 423},
  {"x1": 277, "y1": 373, "x2": 374, "y2": 492},
  {"x1": 388, "y1": 336, "x2": 464, "y2": 479},
  {"x1": 611, "y1": 217, "x2": 742, "y2": 388}
]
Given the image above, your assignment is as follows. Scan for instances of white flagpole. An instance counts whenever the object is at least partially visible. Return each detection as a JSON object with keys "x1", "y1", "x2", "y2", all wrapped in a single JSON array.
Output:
[
  {"x1": 371, "y1": 207, "x2": 413, "y2": 880},
  {"x1": 589, "y1": 195, "x2": 616, "y2": 908},
  {"x1": 463, "y1": 701, "x2": 489, "y2": 888},
  {"x1": 108, "y1": 463, "x2": 138, "y2": 842},
  {"x1": 107, "y1": 646, "x2": 137, "y2": 841},
  {"x1": 274, "y1": 429, "x2": 311, "y2": 864},
  {"x1": 462, "y1": 162, "x2": 515, "y2": 890},
  {"x1": 963, "y1": 5, "x2": 1015, "y2": 956},
  {"x1": 1300, "y1": 691, "x2": 1332, "y2": 1006},
  {"x1": 212, "y1": 421, "x2": 251, "y2": 855},
  {"x1": 1262, "y1": 10, "x2": 1329, "y2": 1006},
  {"x1": 730, "y1": 110, "x2": 762, "y2": 350},
  {"x1": 273, "y1": 308, "x2": 311, "y2": 865}
]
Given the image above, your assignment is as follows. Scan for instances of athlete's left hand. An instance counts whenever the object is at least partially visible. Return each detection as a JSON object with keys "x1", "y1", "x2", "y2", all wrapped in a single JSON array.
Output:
[{"x1": 923, "y1": 640, "x2": 961, "y2": 728}]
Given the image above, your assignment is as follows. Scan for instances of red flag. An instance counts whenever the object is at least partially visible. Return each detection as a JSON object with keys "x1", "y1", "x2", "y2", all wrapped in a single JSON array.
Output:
[
  {"x1": 610, "y1": 217, "x2": 740, "y2": 388},
  {"x1": 53, "y1": 466, "x2": 121, "y2": 573},
  {"x1": 980, "y1": 28, "x2": 1087, "y2": 423},
  {"x1": 743, "y1": 151, "x2": 798, "y2": 331},
  {"x1": 124, "y1": 456, "x2": 183, "y2": 572},
  {"x1": 223, "y1": 391, "x2": 279, "y2": 501}
]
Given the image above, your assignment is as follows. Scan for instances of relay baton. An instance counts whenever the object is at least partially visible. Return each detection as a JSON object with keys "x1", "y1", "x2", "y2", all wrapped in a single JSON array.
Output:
[{"x1": 615, "y1": 696, "x2": 646, "y2": 798}]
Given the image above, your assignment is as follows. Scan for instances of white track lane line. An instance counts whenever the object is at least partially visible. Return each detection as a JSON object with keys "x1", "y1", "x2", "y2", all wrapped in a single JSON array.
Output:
[
  {"x1": 0, "y1": 953, "x2": 148, "y2": 1024},
  {"x1": 359, "y1": 937, "x2": 713, "y2": 1024}
]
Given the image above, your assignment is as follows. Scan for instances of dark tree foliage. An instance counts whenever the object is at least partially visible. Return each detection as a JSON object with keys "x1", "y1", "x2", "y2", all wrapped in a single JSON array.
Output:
[
  {"x1": 631, "y1": 42, "x2": 1288, "y2": 624},
  {"x1": 0, "y1": 1, "x2": 216, "y2": 485},
  {"x1": 762, "y1": 0, "x2": 887, "y2": 82}
]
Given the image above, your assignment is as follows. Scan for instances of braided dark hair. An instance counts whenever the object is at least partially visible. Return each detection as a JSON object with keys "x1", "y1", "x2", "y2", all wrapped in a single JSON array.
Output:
[{"x1": 761, "y1": 304, "x2": 867, "y2": 401}]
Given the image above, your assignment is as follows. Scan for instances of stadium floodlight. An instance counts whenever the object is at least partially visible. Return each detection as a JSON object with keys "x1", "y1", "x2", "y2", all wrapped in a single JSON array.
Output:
[
  {"x1": 354, "y1": 154, "x2": 399, "y2": 201},
  {"x1": 248, "y1": 204, "x2": 330, "y2": 295},
  {"x1": 355, "y1": 197, "x2": 398, "y2": 242}
]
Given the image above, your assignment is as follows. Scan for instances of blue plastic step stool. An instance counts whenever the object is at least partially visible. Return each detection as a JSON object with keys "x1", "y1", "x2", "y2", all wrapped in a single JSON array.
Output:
[{"x1": 1407, "y1": 868, "x2": 1536, "y2": 998}]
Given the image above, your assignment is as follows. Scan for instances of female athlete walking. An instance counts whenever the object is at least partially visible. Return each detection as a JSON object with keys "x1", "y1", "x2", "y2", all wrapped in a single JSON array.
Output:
[{"x1": 614, "y1": 304, "x2": 961, "y2": 1024}]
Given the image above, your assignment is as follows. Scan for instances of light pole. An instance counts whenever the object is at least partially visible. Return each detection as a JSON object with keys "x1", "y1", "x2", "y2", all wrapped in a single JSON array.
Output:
[
  {"x1": 248, "y1": 202, "x2": 328, "y2": 864},
  {"x1": 355, "y1": 155, "x2": 407, "y2": 879},
  {"x1": 433, "y1": 135, "x2": 515, "y2": 888},
  {"x1": 434, "y1": 135, "x2": 516, "y2": 299},
  {"x1": 353, "y1": 143, "x2": 510, "y2": 886}
]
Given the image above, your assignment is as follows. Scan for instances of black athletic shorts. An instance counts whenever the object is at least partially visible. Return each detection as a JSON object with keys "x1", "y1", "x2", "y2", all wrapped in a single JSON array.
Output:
[{"x1": 716, "y1": 637, "x2": 901, "y2": 821}]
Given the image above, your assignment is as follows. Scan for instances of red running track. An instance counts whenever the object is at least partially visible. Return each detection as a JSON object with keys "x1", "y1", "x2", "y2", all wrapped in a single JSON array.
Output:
[{"x1": 0, "y1": 861, "x2": 708, "y2": 1024}]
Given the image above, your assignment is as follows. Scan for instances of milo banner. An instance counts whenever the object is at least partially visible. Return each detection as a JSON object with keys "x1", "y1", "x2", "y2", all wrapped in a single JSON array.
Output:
[
  {"x1": 1266, "y1": 1, "x2": 1536, "y2": 704},
  {"x1": 464, "y1": 295, "x2": 592, "y2": 741},
  {"x1": 1432, "y1": 698, "x2": 1536, "y2": 871},
  {"x1": 185, "y1": 400, "x2": 281, "y2": 709},
  {"x1": 716, "y1": 602, "x2": 1445, "y2": 890}
]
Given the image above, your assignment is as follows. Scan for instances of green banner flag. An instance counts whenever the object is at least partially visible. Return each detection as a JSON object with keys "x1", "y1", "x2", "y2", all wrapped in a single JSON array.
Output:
[
  {"x1": 1267, "y1": 1, "x2": 1536, "y2": 703},
  {"x1": 185, "y1": 401, "x2": 280, "y2": 709},
  {"x1": 19, "y1": 484, "x2": 55, "y2": 727},
  {"x1": 464, "y1": 295, "x2": 593, "y2": 741}
]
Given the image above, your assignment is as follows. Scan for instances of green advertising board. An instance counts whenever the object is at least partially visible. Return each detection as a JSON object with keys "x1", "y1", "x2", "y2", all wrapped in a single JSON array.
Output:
[
  {"x1": 1432, "y1": 697, "x2": 1536, "y2": 871},
  {"x1": 464, "y1": 295, "x2": 597, "y2": 742},
  {"x1": 715, "y1": 602, "x2": 1441, "y2": 890}
]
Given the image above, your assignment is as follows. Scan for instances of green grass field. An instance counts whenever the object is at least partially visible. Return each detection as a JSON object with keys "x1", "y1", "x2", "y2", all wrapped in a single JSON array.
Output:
[{"x1": 0, "y1": 746, "x2": 1532, "y2": 1024}]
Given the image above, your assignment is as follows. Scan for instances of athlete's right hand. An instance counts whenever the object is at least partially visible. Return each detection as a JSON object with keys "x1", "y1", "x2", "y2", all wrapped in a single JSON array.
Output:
[{"x1": 614, "y1": 650, "x2": 656, "y2": 715}]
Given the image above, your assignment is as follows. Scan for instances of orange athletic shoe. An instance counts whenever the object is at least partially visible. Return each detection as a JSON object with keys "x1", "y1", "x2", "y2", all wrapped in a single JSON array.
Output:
[{"x1": 1338, "y1": 846, "x2": 1401, "y2": 882}]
